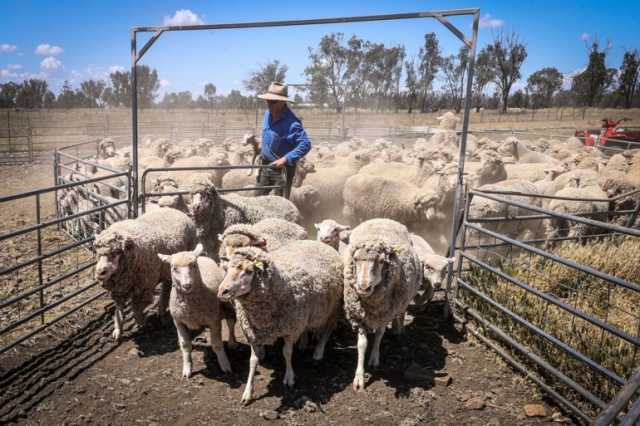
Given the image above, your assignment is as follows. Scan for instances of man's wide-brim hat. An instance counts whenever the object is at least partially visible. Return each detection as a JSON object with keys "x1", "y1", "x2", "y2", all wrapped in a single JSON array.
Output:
[{"x1": 257, "y1": 82, "x2": 295, "y2": 103}]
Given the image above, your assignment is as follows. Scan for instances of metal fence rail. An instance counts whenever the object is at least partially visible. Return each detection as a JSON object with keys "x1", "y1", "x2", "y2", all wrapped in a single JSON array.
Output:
[
  {"x1": 0, "y1": 159, "x2": 131, "y2": 356},
  {"x1": 452, "y1": 188, "x2": 640, "y2": 423}
]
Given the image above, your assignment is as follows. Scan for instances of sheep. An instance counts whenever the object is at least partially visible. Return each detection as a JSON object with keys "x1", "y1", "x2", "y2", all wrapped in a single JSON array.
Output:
[
  {"x1": 501, "y1": 137, "x2": 560, "y2": 165},
  {"x1": 342, "y1": 218, "x2": 422, "y2": 390},
  {"x1": 169, "y1": 152, "x2": 230, "y2": 188},
  {"x1": 342, "y1": 174, "x2": 440, "y2": 228},
  {"x1": 505, "y1": 163, "x2": 555, "y2": 183},
  {"x1": 158, "y1": 243, "x2": 236, "y2": 378},
  {"x1": 98, "y1": 138, "x2": 117, "y2": 159},
  {"x1": 290, "y1": 184, "x2": 321, "y2": 223},
  {"x1": 314, "y1": 219, "x2": 351, "y2": 254},
  {"x1": 217, "y1": 241, "x2": 343, "y2": 403},
  {"x1": 357, "y1": 155, "x2": 437, "y2": 186},
  {"x1": 408, "y1": 233, "x2": 453, "y2": 306},
  {"x1": 188, "y1": 177, "x2": 301, "y2": 257},
  {"x1": 545, "y1": 177, "x2": 610, "y2": 246},
  {"x1": 94, "y1": 208, "x2": 197, "y2": 341},
  {"x1": 218, "y1": 218, "x2": 308, "y2": 261}
]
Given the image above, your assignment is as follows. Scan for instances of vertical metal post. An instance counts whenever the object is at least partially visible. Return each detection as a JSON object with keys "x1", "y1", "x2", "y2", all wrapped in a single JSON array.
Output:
[
  {"x1": 131, "y1": 30, "x2": 139, "y2": 217},
  {"x1": 36, "y1": 194, "x2": 44, "y2": 324},
  {"x1": 7, "y1": 110, "x2": 11, "y2": 158},
  {"x1": 53, "y1": 149, "x2": 60, "y2": 229},
  {"x1": 27, "y1": 114, "x2": 33, "y2": 162},
  {"x1": 446, "y1": 11, "x2": 479, "y2": 295}
]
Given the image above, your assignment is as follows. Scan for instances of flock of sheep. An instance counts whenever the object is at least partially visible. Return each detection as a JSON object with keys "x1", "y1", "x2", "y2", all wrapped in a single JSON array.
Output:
[{"x1": 55, "y1": 111, "x2": 640, "y2": 403}]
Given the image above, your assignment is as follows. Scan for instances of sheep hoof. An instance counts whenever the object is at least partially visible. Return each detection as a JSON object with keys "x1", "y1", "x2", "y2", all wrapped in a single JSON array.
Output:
[
  {"x1": 112, "y1": 329, "x2": 121, "y2": 341},
  {"x1": 241, "y1": 392, "x2": 253, "y2": 405},
  {"x1": 182, "y1": 366, "x2": 192, "y2": 379},
  {"x1": 283, "y1": 374, "x2": 295, "y2": 389},
  {"x1": 368, "y1": 356, "x2": 380, "y2": 368},
  {"x1": 352, "y1": 376, "x2": 365, "y2": 391}
]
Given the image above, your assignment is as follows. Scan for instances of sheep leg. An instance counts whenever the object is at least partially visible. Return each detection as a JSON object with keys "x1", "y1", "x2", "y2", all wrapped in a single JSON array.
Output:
[
  {"x1": 313, "y1": 318, "x2": 335, "y2": 361},
  {"x1": 368, "y1": 327, "x2": 385, "y2": 368},
  {"x1": 353, "y1": 328, "x2": 368, "y2": 391},
  {"x1": 282, "y1": 336, "x2": 295, "y2": 388},
  {"x1": 175, "y1": 320, "x2": 193, "y2": 379},
  {"x1": 297, "y1": 332, "x2": 309, "y2": 352},
  {"x1": 225, "y1": 317, "x2": 238, "y2": 349},
  {"x1": 157, "y1": 280, "x2": 171, "y2": 316},
  {"x1": 209, "y1": 321, "x2": 232, "y2": 374},
  {"x1": 391, "y1": 312, "x2": 406, "y2": 335},
  {"x1": 241, "y1": 345, "x2": 260, "y2": 405},
  {"x1": 112, "y1": 304, "x2": 124, "y2": 341}
]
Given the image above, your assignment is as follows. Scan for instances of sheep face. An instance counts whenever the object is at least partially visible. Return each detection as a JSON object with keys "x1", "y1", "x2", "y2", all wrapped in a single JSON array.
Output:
[
  {"x1": 189, "y1": 188, "x2": 215, "y2": 218},
  {"x1": 99, "y1": 141, "x2": 116, "y2": 159},
  {"x1": 158, "y1": 244, "x2": 203, "y2": 294},
  {"x1": 315, "y1": 220, "x2": 350, "y2": 250},
  {"x1": 94, "y1": 236, "x2": 132, "y2": 285},
  {"x1": 423, "y1": 255, "x2": 451, "y2": 290},
  {"x1": 218, "y1": 256, "x2": 261, "y2": 301},
  {"x1": 218, "y1": 233, "x2": 266, "y2": 265},
  {"x1": 414, "y1": 193, "x2": 439, "y2": 221},
  {"x1": 352, "y1": 247, "x2": 386, "y2": 296}
]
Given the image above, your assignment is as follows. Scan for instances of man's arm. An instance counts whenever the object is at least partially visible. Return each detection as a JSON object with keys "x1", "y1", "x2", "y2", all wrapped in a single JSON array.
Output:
[{"x1": 284, "y1": 122, "x2": 312, "y2": 165}]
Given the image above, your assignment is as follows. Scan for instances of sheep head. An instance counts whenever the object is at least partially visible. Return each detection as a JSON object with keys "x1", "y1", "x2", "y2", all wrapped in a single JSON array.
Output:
[
  {"x1": 218, "y1": 226, "x2": 267, "y2": 265},
  {"x1": 314, "y1": 219, "x2": 351, "y2": 251},
  {"x1": 188, "y1": 178, "x2": 218, "y2": 218},
  {"x1": 218, "y1": 248, "x2": 270, "y2": 301},
  {"x1": 423, "y1": 254, "x2": 453, "y2": 291},
  {"x1": 98, "y1": 139, "x2": 116, "y2": 159},
  {"x1": 158, "y1": 244, "x2": 203, "y2": 294},
  {"x1": 94, "y1": 232, "x2": 134, "y2": 286},
  {"x1": 414, "y1": 191, "x2": 440, "y2": 221},
  {"x1": 350, "y1": 241, "x2": 396, "y2": 297}
]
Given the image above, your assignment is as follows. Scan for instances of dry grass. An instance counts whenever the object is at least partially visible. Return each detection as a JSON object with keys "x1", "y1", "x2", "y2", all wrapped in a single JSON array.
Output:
[{"x1": 460, "y1": 234, "x2": 640, "y2": 407}]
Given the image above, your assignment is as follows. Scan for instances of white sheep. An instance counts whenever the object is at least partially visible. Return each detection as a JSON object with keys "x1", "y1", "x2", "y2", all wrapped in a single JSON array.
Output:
[
  {"x1": 94, "y1": 208, "x2": 197, "y2": 341},
  {"x1": 314, "y1": 219, "x2": 351, "y2": 254},
  {"x1": 343, "y1": 218, "x2": 422, "y2": 390},
  {"x1": 217, "y1": 241, "x2": 343, "y2": 404},
  {"x1": 158, "y1": 244, "x2": 237, "y2": 378}
]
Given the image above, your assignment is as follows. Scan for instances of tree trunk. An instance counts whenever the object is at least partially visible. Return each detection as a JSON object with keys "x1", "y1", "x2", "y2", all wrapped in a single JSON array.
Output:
[{"x1": 501, "y1": 91, "x2": 509, "y2": 113}]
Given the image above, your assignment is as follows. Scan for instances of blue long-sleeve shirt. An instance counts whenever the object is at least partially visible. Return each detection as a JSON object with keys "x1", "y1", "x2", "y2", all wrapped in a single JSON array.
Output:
[{"x1": 261, "y1": 106, "x2": 311, "y2": 165}]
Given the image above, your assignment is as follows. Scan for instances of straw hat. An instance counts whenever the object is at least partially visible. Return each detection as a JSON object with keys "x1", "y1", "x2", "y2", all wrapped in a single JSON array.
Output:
[{"x1": 257, "y1": 82, "x2": 295, "y2": 103}]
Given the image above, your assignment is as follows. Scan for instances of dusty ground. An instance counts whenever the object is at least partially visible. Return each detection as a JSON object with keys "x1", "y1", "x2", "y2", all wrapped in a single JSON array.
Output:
[{"x1": 0, "y1": 302, "x2": 573, "y2": 425}]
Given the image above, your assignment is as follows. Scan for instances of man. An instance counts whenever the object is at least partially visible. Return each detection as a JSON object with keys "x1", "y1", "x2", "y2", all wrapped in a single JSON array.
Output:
[{"x1": 256, "y1": 82, "x2": 311, "y2": 197}]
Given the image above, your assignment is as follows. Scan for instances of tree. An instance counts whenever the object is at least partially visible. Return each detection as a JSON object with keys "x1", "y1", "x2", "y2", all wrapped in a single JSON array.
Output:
[
  {"x1": 417, "y1": 33, "x2": 441, "y2": 112},
  {"x1": 103, "y1": 65, "x2": 159, "y2": 108},
  {"x1": 441, "y1": 46, "x2": 470, "y2": 113},
  {"x1": 472, "y1": 50, "x2": 495, "y2": 112},
  {"x1": 483, "y1": 31, "x2": 527, "y2": 113},
  {"x1": 405, "y1": 59, "x2": 419, "y2": 113},
  {"x1": 56, "y1": 80, "x2": 79, "y2": 108},
  {"x1": 244, "y1": 60, "x2": 288, "y2": 98},
  {"x1": 0, "y1": 82, "x2": 20, "y2": 108},
  {"x1": 15, "y1": 79, "x2": 54, "y2": 109},
  {"x1": 160, "y1": 91, "x2": 194, "y2": 108},
  {"x1": 80, "y1": 79, "x2": 106, "y2": 107},
  {"x1": 203, "y1": 83, "x2": 216, "y2": 108},
  {"x1": 571, "y1": 40, "x2": 615, "y2": 107},
  {"x1": 305, "y1": 33, "x2": 349, "y2": 112},
  {"x1": 527, "y1": 67, "x2": 563, "y2": 108},
  {"x1": 617, "y1": 49, "x2": 640, "y2": 109}
]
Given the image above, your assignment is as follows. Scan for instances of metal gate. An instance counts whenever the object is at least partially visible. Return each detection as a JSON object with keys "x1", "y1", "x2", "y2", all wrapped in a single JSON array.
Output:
[{"x1": 451, "y1": 187, "x2": 640, "y2": 423}]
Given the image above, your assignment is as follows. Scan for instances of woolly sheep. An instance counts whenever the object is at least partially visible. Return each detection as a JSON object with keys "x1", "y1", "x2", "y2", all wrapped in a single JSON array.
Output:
[
  {"x1": 409, "y1": 233, "x2": 453, "y2": 306},
  {"x1": 290, "y1": 184, "x2": 321, "y2": 223},
  {"x1": 218, "y1": 218, "x2": 308, "y2": 261},
  {"x1": 94, "y1": 208, "x2": 197, "y2": 341},
  {"x1": 158, "y1": 243, "x2": 236, "y2": 378},
  {"x1": 217, "y1": 241, "x2": 343, "y2": 403},
  {"x1": 188, "y1": 177, "x2": 301, "y2": 257},
  {"x1": 343, "y1": 218, "x2": 422, "y2": 390},
  {"x1": 314, "y1": 219, "x2": 351, "y2": 254}
]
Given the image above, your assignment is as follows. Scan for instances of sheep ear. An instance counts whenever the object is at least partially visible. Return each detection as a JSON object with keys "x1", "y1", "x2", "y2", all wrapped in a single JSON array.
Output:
[
  {"x1": 254, "y1": 260, "x2": 264, "y2": 271},
  {"x1": 337, "y1": 224, "x2": 351, "y2": 232},
  {"x1": 193, "y1": 243, "x2": 203, "y2": 257},
  {"x1": 314, "y1": 223, "x2": 320, "y2": 230},
  {"x1": 218, "y1": 234, "x2": 224, "y2": 242},
  {"x1": 158, "y1": 253, "x2": 171, "y2": 264}
]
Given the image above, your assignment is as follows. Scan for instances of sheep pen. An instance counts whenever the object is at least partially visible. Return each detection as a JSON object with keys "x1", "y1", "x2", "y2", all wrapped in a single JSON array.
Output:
[{"x1": 2, "y1": 109, "x2": 640, "y2": 424}]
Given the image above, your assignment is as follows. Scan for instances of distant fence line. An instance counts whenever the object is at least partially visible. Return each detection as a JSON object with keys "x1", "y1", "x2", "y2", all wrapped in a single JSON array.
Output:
[{"x1": 1, "y1": 107, "x2": 639, "y2": 164}]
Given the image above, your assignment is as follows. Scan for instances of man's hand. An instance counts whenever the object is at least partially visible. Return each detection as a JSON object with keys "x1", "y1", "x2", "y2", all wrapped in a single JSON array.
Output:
[{"x1": 271, "y1": 157, "x2": 288, "y2": 168}]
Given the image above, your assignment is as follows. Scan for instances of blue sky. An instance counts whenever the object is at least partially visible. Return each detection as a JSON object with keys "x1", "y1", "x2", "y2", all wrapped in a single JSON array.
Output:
[{"x1": 1, "y1": 0, "x2": 639, "y2": 97}]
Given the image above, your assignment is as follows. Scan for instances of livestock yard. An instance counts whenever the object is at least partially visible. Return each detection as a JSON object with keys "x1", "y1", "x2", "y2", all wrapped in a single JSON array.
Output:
[{"x1": 2, "y1": 6, "x2": 640, "y2": 426}]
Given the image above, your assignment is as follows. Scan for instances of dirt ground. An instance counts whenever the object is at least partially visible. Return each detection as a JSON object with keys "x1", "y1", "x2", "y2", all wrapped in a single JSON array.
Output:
[
  {"x1": 0, "y1": 150, "x2": 579, "y2": 425},
  {"x1": 0, "y1": 301, "x2": 573, "y2": 425}
]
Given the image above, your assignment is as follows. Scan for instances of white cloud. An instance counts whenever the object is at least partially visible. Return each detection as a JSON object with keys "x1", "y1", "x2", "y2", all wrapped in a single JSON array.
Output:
[
  {"x1": 41, "y1": 56, "x2": 62, "y2": 70},
  {"x1": 8, "y1": 64, "x2": 22, "y2": 70},
  {"x1": 0, "y1": 43, "x2": 17, "y2": 53},
  {"x1": 108, "y1": 65, "x2": 126, "y2": 74},
  {"x1": 479, "y1": 14, "x2": 504, "y2": 29},
  {"x1": 35, "y1": 43, "x2": 64, "y2": 56},
  {"x1": 163, "y1": 9, "x2": 203, "y2": 26},
  {"x1": 159, "y1": 79, "x2": 170, "y2": 88},
  {"x1": 580, "y1": 32, "x2": 590, "y2": 41},
  {"x1": 0, "y1": 69, "x2": 11, "y2": 78},
  {"x1": 562, "y1": 67, "x2": 585, "y2": 89}
]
